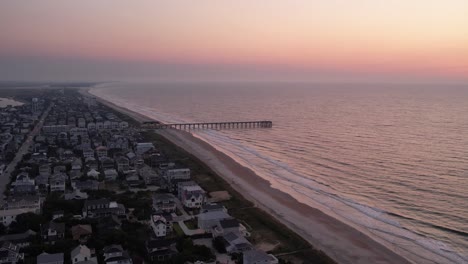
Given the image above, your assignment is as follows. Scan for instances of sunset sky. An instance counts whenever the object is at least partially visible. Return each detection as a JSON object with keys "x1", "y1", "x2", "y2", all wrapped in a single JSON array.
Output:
[{"x1": 0, "y1": 0, "x2": 467, "y2": 82}]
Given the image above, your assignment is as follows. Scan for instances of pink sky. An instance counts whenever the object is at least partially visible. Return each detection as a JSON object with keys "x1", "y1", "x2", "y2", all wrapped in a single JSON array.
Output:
[{"x1": 0, "y1": 1, "x2": 467, "y2": 82}]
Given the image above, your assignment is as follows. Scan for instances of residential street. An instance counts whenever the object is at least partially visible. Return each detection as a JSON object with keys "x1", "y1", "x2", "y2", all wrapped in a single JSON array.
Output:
[{"x1": 1, "y1": 103, "x2": 52, "y2": 197}]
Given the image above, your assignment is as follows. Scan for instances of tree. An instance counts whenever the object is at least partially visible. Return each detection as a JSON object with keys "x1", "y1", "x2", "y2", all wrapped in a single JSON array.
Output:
[
  {"x1": 8, "y1": 213, "x2": 46, "y2": 233},
  {"x1": 0, "y1": 223, "x2": 6, "y2": 235},
  {"x1": 176, "y1": 238, "x2": 214, "y2": 262},
  {"x1": 213, "y1": 236, "x2": 227, "y2": 253}
]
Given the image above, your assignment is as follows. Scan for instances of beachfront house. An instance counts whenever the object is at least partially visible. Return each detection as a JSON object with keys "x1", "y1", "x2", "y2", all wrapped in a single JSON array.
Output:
[
  {"x1": 198, "y1": 210, "x2": 231, "y2": 231},
  {"x1": 243, "y1": 250, "x2": 279, "y2": 264},
  {"x1": 212, "y1": 218, "x2": 250, "y2": 237},
  {"x1": 178, "y1": 181, "x2": 206, "y2": 209},
  {"x1": 163, "y1": 167, "x2": 190, "y2": 182}
]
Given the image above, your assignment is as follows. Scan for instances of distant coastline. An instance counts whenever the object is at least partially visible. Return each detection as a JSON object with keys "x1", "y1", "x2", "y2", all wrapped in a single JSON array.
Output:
[{"x1": 83, "y1": 85, "x2": 413, "y2": 264}]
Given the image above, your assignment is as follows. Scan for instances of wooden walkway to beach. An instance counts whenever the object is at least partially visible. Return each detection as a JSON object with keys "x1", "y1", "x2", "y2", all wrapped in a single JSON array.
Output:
[{"x1": 142, "y1": 120, "x2": 272, "y2": 130}]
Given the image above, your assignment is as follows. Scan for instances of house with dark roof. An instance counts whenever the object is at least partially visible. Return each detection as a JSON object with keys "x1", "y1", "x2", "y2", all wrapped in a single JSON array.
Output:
[
  {"x1": 100, "y1": 157, "x2": 115, "y2": 170},
  {"x1": 222, "y1": 232, "x2": 253, "y2": 253},
  {"x1": 36, "y1": 252, "x2": 64, "y2": 264},
  {"x1": 145, "y1": 239, "x2": 176, "y2": 262},
  {"x1": 41, "y1": 221, "x2": 65, "y2": 244},
  {"x1": 11, "y1": 173, "x2": 36, "y2": 195},
  {"x1": 50, "y1": 173, "x2": 67, "y2": 192},
  {"x1": 198, "y1": 210, "x2": 231, "y2": 231},
  {"x1": 82, "y1": 199, "x2": 125, "y2": 218},
  {"x1": 0, "y1": 242, "x2": 23, "y2": 264},
  {"x1": 71, "y1": 225, "x2": 93, "y2": 243},
  {"x1": 152, "y1": 193, "x2": 176, "y2": 213},
  {"x1": 97, "y1": 215, "x2": 122, "y2": 231},
  {"x1": 71, "y1": 180, "x2": 99, "y2": 192},
  {"x1": 85, "y1": 158, "x2": 98, "y2": 170},
  {"x1": 213, "y1": 219, "x2": 250, "y2": 237},
  {"x1": 201, "y1": 203, "x2": 226, "y2": 213},
  {"x1": 103, "y1": 245, "x2": 132, "y2": 264},
  {"x1": 116, "y1": 156, "x2": 130, "y2": 172}
]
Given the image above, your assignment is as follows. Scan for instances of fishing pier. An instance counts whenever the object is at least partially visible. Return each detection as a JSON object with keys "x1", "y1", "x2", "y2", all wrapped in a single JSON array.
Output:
[{"x1": 142, "y1": 121, "x2": 273, "y2": 130}]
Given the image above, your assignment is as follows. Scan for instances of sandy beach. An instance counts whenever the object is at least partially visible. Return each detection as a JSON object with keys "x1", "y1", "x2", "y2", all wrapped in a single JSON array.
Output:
[{"x1": 83, "y1": 87, "x2": 412, "y2": 264}]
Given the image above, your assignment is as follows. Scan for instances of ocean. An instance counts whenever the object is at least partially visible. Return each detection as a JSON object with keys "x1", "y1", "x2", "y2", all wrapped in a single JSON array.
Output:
[{"x1": 90, "y1": 82, "x2": 468, "y2": 264}]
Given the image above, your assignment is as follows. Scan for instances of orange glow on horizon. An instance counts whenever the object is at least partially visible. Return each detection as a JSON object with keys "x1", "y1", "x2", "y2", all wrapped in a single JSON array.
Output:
[{"x1": 0, "y1": 0, "x2": 467, "y2": 80}]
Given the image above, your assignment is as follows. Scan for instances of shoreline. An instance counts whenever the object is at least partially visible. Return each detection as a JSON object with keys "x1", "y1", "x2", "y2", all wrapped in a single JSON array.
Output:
[{"x1": 82, "y1": 87, "x2": 412, "y2": 264}]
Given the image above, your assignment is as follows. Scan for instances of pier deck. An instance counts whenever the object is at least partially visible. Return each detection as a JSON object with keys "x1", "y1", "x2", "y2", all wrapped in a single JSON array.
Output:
[{"x1": 142, "y1": 121, "x2": 272, "y2": 130}]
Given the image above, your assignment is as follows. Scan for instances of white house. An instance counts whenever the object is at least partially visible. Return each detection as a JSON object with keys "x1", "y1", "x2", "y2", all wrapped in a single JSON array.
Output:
[
  {"x1": 150, "y1": 215, "x2": 171, "y2": 238},
  {"x1": 178, "y1": 182, "x2": 206, "y2": 209},
  {"x1": 70, "y1": 245, "x2": 97, "y2": 264},
  {"x1": 87, "y1": 169, "x2": 100, "y2": 179}
]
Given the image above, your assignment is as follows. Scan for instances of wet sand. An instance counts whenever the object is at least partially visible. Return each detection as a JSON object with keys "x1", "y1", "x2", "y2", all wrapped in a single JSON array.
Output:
[{"x1": 83, "y1": 87, "x2": 411, "y2": 264}]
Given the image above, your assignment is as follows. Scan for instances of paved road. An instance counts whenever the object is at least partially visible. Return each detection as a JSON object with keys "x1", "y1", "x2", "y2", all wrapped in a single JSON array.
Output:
[{"x1": 1, "y1": 103, "x2": 52, "y2": 198}]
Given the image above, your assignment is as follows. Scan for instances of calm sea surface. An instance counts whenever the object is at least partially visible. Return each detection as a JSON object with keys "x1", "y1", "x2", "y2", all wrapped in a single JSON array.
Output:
[{"x1": 91, "y1": 82, "x2": 468, "y2": 264}]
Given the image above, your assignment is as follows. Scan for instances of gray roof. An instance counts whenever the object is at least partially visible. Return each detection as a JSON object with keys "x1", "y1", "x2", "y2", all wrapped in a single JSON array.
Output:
[
  {"x1": 198, "y1": 210, "x2": 231, "y2": 221},
  {"x1": 220, "y1": 219, "x2": 240, "y2": 229},
  {"x1": 71, "y1": 245, "x2": 91, "y2": 259},
  {"x1": 103, "y1": 244, "x2": 123, "y2": 254},
  {"x1": 243, "y1": 250, "x2": 275, "y2": 263},
  {"x1": 201, "y1": 203, "x2": 224, "y2": 212},
  {"x1": 37, "y1": 252, "x2": 64, "y2": 264}
]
